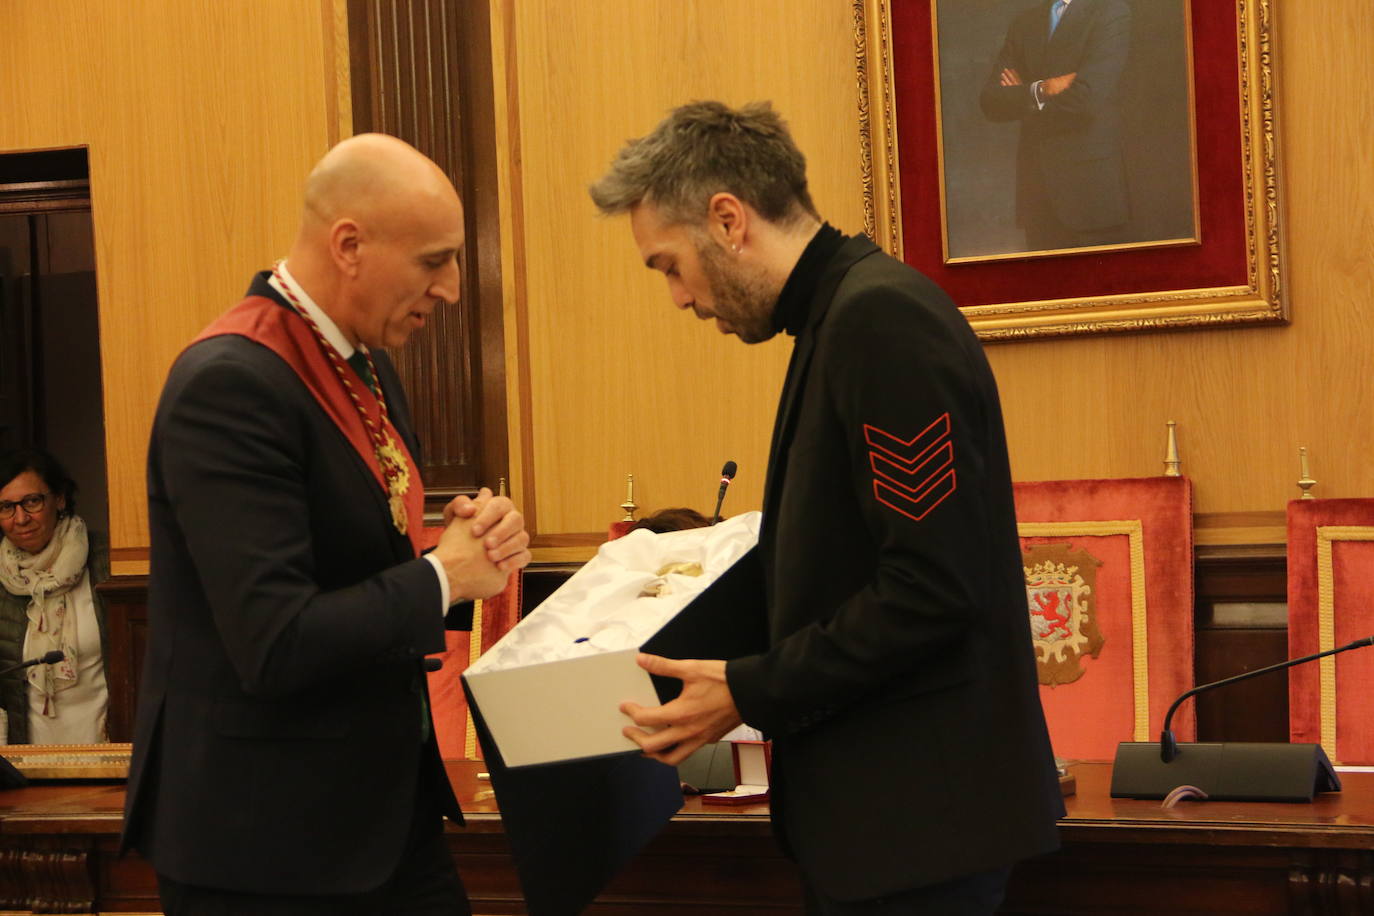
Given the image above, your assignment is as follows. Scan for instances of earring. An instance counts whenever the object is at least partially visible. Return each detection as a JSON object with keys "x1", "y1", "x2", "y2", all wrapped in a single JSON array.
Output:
[{"x1": 732, "y1": 244, "x2": 740, "y2": 254}]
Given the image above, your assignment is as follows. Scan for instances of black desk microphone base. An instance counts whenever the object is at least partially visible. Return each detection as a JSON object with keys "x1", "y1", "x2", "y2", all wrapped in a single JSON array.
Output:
[{"x1": 1111, "y1": 741, "x2": 1340, "y2": 802}]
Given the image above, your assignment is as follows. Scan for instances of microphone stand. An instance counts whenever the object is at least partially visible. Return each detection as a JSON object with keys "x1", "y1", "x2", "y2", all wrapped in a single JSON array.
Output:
[
  {"x1": 0, "y1": 651, "x2": 66, "y2": 790},
  {"x1": 0, "y1": 650, "x2": 66, "y2": 679},
  {"x1": 1111, "y1": 637, "x2": 1373, "y2": 802}
]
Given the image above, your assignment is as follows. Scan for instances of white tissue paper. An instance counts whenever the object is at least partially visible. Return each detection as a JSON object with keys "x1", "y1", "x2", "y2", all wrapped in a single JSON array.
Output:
[{"x1": 464, "y1": 511, "x2": 761, "y2": 767}]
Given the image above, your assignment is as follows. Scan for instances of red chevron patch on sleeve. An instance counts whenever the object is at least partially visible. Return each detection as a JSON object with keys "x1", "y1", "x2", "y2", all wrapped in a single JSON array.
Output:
[{"x1": 863, "y1": 413, "x2": 957, "y2": 522}]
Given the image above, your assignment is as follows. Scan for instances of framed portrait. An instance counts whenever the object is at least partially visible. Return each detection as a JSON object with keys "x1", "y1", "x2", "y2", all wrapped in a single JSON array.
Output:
[{"x1": 855, "y1": 0, "x2": 1287, "y2": 339}]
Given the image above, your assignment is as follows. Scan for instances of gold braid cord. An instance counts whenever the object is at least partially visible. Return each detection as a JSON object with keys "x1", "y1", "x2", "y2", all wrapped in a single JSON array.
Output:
[
  {"x1": 464, "y1": 597, "x2": 485, "y2": 759},
  {"x1": 270, "y1": 263, "x2": 411, "y2": 535}
]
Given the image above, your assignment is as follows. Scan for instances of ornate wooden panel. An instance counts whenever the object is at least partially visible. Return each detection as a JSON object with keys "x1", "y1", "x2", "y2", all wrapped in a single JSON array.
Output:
[{"x1": 347, "y1": 0, "x2": 507, "y2": 502}]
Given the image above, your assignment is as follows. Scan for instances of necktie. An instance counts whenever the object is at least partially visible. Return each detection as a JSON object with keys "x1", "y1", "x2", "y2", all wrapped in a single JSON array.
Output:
[
  {"x1": 346, "y1": 350, "x2": 378, "y2": 396},
  {"x1": 1049, "y1": 0, "x2": 1067, "y2": 37}
]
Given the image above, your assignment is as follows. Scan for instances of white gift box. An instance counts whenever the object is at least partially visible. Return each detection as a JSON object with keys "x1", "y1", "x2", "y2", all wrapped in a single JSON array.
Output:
[{"x1": 464, "y1": 512, "x2": 763, "y2": 768}]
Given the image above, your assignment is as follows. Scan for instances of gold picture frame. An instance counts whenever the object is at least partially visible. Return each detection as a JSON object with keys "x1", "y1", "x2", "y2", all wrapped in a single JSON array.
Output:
[{"x1": 854, "y1": 0, "x2": 1287, "y2": 340}]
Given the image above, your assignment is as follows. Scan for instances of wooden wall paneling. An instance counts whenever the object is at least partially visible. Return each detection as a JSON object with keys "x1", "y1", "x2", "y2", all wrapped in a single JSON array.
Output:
[
  {"x1": 488, "y1": 0, "x2": 535, "y2": 530},
  {"x1": 348, "y1": 0, "x2": 509, "y2": 502},
  {"x1": 97, "y1": 576, "x2": 149, "y2": 746},
  {"x1": 504, "y1": 0, "x2": 864, "y2": 537},
  {"x1": 1193, "y1": 555, "x2": 1290, "y2": 743},
  {"x1": 0, "y1": 213, "x2": 35, "y2": 452},
  {"x1": 0, "y1": 0, "x2": 337, "y2": 554},
  {"x1": 495, "y1": 0, "x2": 1374, "y2": 540},
  {"x1": 0, "y1": 0, "x2": 1368, "y2": 556},
  {"x1": 325, "y1": 0, "x2": 354, "y2": 145}
]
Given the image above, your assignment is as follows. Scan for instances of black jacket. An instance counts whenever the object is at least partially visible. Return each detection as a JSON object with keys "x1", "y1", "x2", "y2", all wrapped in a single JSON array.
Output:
[
  {"x1": 122, "y1": 275, "x2": 467, "y2": 894},
  {"x1": 727, "y1": 236, "x2": 1063, "y2": 900}
]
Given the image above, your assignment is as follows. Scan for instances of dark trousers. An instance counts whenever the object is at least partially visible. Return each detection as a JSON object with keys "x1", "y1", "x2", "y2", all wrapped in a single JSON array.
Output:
[
  {"x1": 158, "y1": 767, "x2": 469, "y2": 916},
  {"x1": 157, "y1": 824, "x2": 469, "y2": 915},
  {"x1": 804, "y1": 866, "x2": 1012, "y2": 916}
]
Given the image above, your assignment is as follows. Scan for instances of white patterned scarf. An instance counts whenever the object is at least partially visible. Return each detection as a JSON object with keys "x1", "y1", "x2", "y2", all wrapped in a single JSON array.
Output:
[{"x1": 0, "y1": 514, "x2": 86, "y2": 716}]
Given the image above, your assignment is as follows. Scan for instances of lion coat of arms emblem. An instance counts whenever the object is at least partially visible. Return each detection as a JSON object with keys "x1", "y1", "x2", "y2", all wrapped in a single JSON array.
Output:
[{"x1": 1022, "y1": 542, "x2": 1106, "y2": 686}]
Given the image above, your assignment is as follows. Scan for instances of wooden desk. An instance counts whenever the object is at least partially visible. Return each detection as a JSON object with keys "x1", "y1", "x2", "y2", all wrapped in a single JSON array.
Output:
[{"x1": 2, "y1": 762, "x2": 1372, "y2": 914}]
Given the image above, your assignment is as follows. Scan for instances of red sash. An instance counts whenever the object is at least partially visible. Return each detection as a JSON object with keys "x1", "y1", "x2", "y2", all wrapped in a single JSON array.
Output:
[{"x1": 193, "y1": 296, "x2": 425, "y2": 556}]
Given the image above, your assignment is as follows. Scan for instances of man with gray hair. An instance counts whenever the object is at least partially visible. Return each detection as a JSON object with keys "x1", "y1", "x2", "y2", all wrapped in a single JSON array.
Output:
[{"x1": 592, "y1": 101, "x2": 1062, "y2": 914}]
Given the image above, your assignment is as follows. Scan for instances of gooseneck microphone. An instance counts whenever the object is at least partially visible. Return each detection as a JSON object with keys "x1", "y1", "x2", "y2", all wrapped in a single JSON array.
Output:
[
  {"x1": 0, "y1": 649, "x2": 65, "y2": 679},
  {"x1": 1112, "y1": 635, "x2": 1374, "y2": 801},
  {"x1": 1159, "y1": 635, "x2": 1374, "y2": 762},
  {"x1": 0, "y1": 650, "x2": 62, "y2": 789},
  {"x1": 710, "y1": 461, "x2": 738, "y2": 525}
]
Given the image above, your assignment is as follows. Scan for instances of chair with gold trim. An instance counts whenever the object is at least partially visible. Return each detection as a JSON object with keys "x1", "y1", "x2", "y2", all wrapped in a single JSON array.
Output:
[
  {"x1": 1014, "y1": 476, "x2": 1195, "y2": 761},
  {"x1": 1287, "y1": 498, "x2": 1374, "y2": 765}
]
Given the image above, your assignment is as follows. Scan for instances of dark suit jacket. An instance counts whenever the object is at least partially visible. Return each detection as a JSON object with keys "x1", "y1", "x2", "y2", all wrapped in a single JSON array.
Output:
[
  {"x1": 122, "y1": 275, "x2": 467, "y2": 894},
  {"x1": 726, "y1": 237, "x2": 1063, "y2": 901},
  {"x1": 979, "y1": 0, "x2": 1132, "y2": 232}
]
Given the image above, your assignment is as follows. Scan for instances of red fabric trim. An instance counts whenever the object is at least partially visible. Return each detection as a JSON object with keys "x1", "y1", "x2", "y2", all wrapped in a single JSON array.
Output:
[
  {"x1": 194, "y1": 296, "x2": 424, "y2": 555},
  {"x1": 426, "y1": 566, "x2": 523, "y2": 761},
  {"x1": 864, "y1": 415, "x2": 957, "y2": 522},
  {"x1": 1287, "y1": 499, "x2": 1374, "y2": 763},
  {"x1": 1014, "y1": 476, "x2": 1195, "y2": 760},
  {"x1": 889, "y1": 0, "x2": 1247, "y2": 305}
]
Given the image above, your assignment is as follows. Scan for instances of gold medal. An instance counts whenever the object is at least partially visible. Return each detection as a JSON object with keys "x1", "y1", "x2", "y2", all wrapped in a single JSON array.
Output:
[{"x1": 377, "y1": 431, "x2": 412, "y2": 535}]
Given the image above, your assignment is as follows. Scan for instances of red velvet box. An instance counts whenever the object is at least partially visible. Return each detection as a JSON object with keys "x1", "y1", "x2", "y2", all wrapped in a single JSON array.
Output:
[{"x1": 702, "y1": 740, "x2": 772, "y2": 806}]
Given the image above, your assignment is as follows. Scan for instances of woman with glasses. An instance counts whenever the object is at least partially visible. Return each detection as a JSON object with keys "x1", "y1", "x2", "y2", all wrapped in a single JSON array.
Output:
[{"x1": 0, "y1": 448, "x2": 109, "y2": 744}]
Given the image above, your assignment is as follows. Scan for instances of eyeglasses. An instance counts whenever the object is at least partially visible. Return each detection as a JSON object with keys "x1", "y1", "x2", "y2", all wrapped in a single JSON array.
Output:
[{"x1": 0, "y1": 493, "x2": 47, "y2": 519}]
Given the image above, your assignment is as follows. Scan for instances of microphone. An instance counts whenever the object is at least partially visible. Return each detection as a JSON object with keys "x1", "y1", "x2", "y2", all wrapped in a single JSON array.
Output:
[
  {"x1": 1111, "y1": 636, "x2": 1374, "y2": 802},
  {"x1": 0, "y1": 651, "x2": 59, "y2": 790},
  {"x1": 0, "y1": 650, "x2": 65, "y2": 679},
  {"x1": 1158, "y1": 635, "x2": 1374, "y2": 763},
  {"x1": 710, "y1": 461, "x2": 737, "y2": 525}
]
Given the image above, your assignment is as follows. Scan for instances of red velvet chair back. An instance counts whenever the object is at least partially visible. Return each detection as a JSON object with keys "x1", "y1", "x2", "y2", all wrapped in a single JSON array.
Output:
[
  {"x1": 1014, "y1": 477, "x2": 1195, "y2": 761},
  {"x1": 1287, "y1": 498, "x2": 1374, "y2": 764}
]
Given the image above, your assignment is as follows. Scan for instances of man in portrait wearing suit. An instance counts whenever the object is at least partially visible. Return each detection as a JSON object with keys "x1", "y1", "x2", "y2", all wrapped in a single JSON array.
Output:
[
  {"x1": 590, "y1": 102, "x2": 1062, "y2": 915},
  {"x1": 123, "y1": 134, "x2": 530, "y2": 915},
  {"x1": 979, "y1": 0, "x2": 1133, "y2": 252}
]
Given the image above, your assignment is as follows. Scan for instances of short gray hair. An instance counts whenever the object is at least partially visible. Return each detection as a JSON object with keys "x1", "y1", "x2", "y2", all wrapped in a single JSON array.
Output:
[{"x1": 589, "y1": 100, "x2": 819, "y2": 227}]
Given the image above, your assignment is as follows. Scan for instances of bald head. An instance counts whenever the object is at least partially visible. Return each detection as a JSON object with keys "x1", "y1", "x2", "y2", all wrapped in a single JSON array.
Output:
[
  {"x1": 284, "y1": 133, "x2": 466, "y2": 350},
  {"x1": 301, "y1": 133, "x2": 460, "y2": 239}
]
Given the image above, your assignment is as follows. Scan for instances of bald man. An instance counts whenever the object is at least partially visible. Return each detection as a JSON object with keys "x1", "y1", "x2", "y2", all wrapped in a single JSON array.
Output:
[{"x1": 122, "y1": 135, "x2": 529, "y2": 915}]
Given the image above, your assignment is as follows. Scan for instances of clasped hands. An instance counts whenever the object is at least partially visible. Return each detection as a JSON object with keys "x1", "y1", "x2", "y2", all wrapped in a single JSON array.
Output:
[
  {"x1": 619, "y1": 654, "x2": 742, "y2": 766},
  {"x1": 433, "y1": 486, "x2": 531, "y2": 600}
]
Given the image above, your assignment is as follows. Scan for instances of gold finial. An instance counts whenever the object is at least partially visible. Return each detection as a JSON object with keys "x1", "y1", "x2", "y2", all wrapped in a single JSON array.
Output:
[
  {"x1": 497, "y1": 477, "x2": 508, "y2": 498},
  {"x1": 1163, "y1": 421, "x2": 1182, "y2": 477},
  {"x1": 619, "y1": 474, "x2": 638, "y2": 522},
  {"x1": 1298, "y1": 447, "x2": 1317, "y2": 499}
]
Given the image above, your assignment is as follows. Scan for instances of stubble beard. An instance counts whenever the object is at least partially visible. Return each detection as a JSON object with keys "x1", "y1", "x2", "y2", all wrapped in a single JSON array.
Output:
[{"x1": 696, "y1": 240, "x2": 778, "y2": 344}]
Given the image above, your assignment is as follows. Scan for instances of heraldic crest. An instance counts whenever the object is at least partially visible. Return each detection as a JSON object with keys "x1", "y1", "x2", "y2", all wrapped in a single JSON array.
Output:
[{"x1": 1022, "y1": 542, "x2": 1105, "y2": 686}]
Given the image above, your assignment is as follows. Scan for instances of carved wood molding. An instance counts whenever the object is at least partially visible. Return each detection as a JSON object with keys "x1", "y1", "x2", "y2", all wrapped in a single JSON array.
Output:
[
  {"x1": 1289, "y1": 849, "x2": 1374, "y2": 915},
  {"x1": 0, "y1": 835, "x2": 95, "y2": 914},
  {"x1": 346, "y1": 0, "x2": 509, "y2": 502}
]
